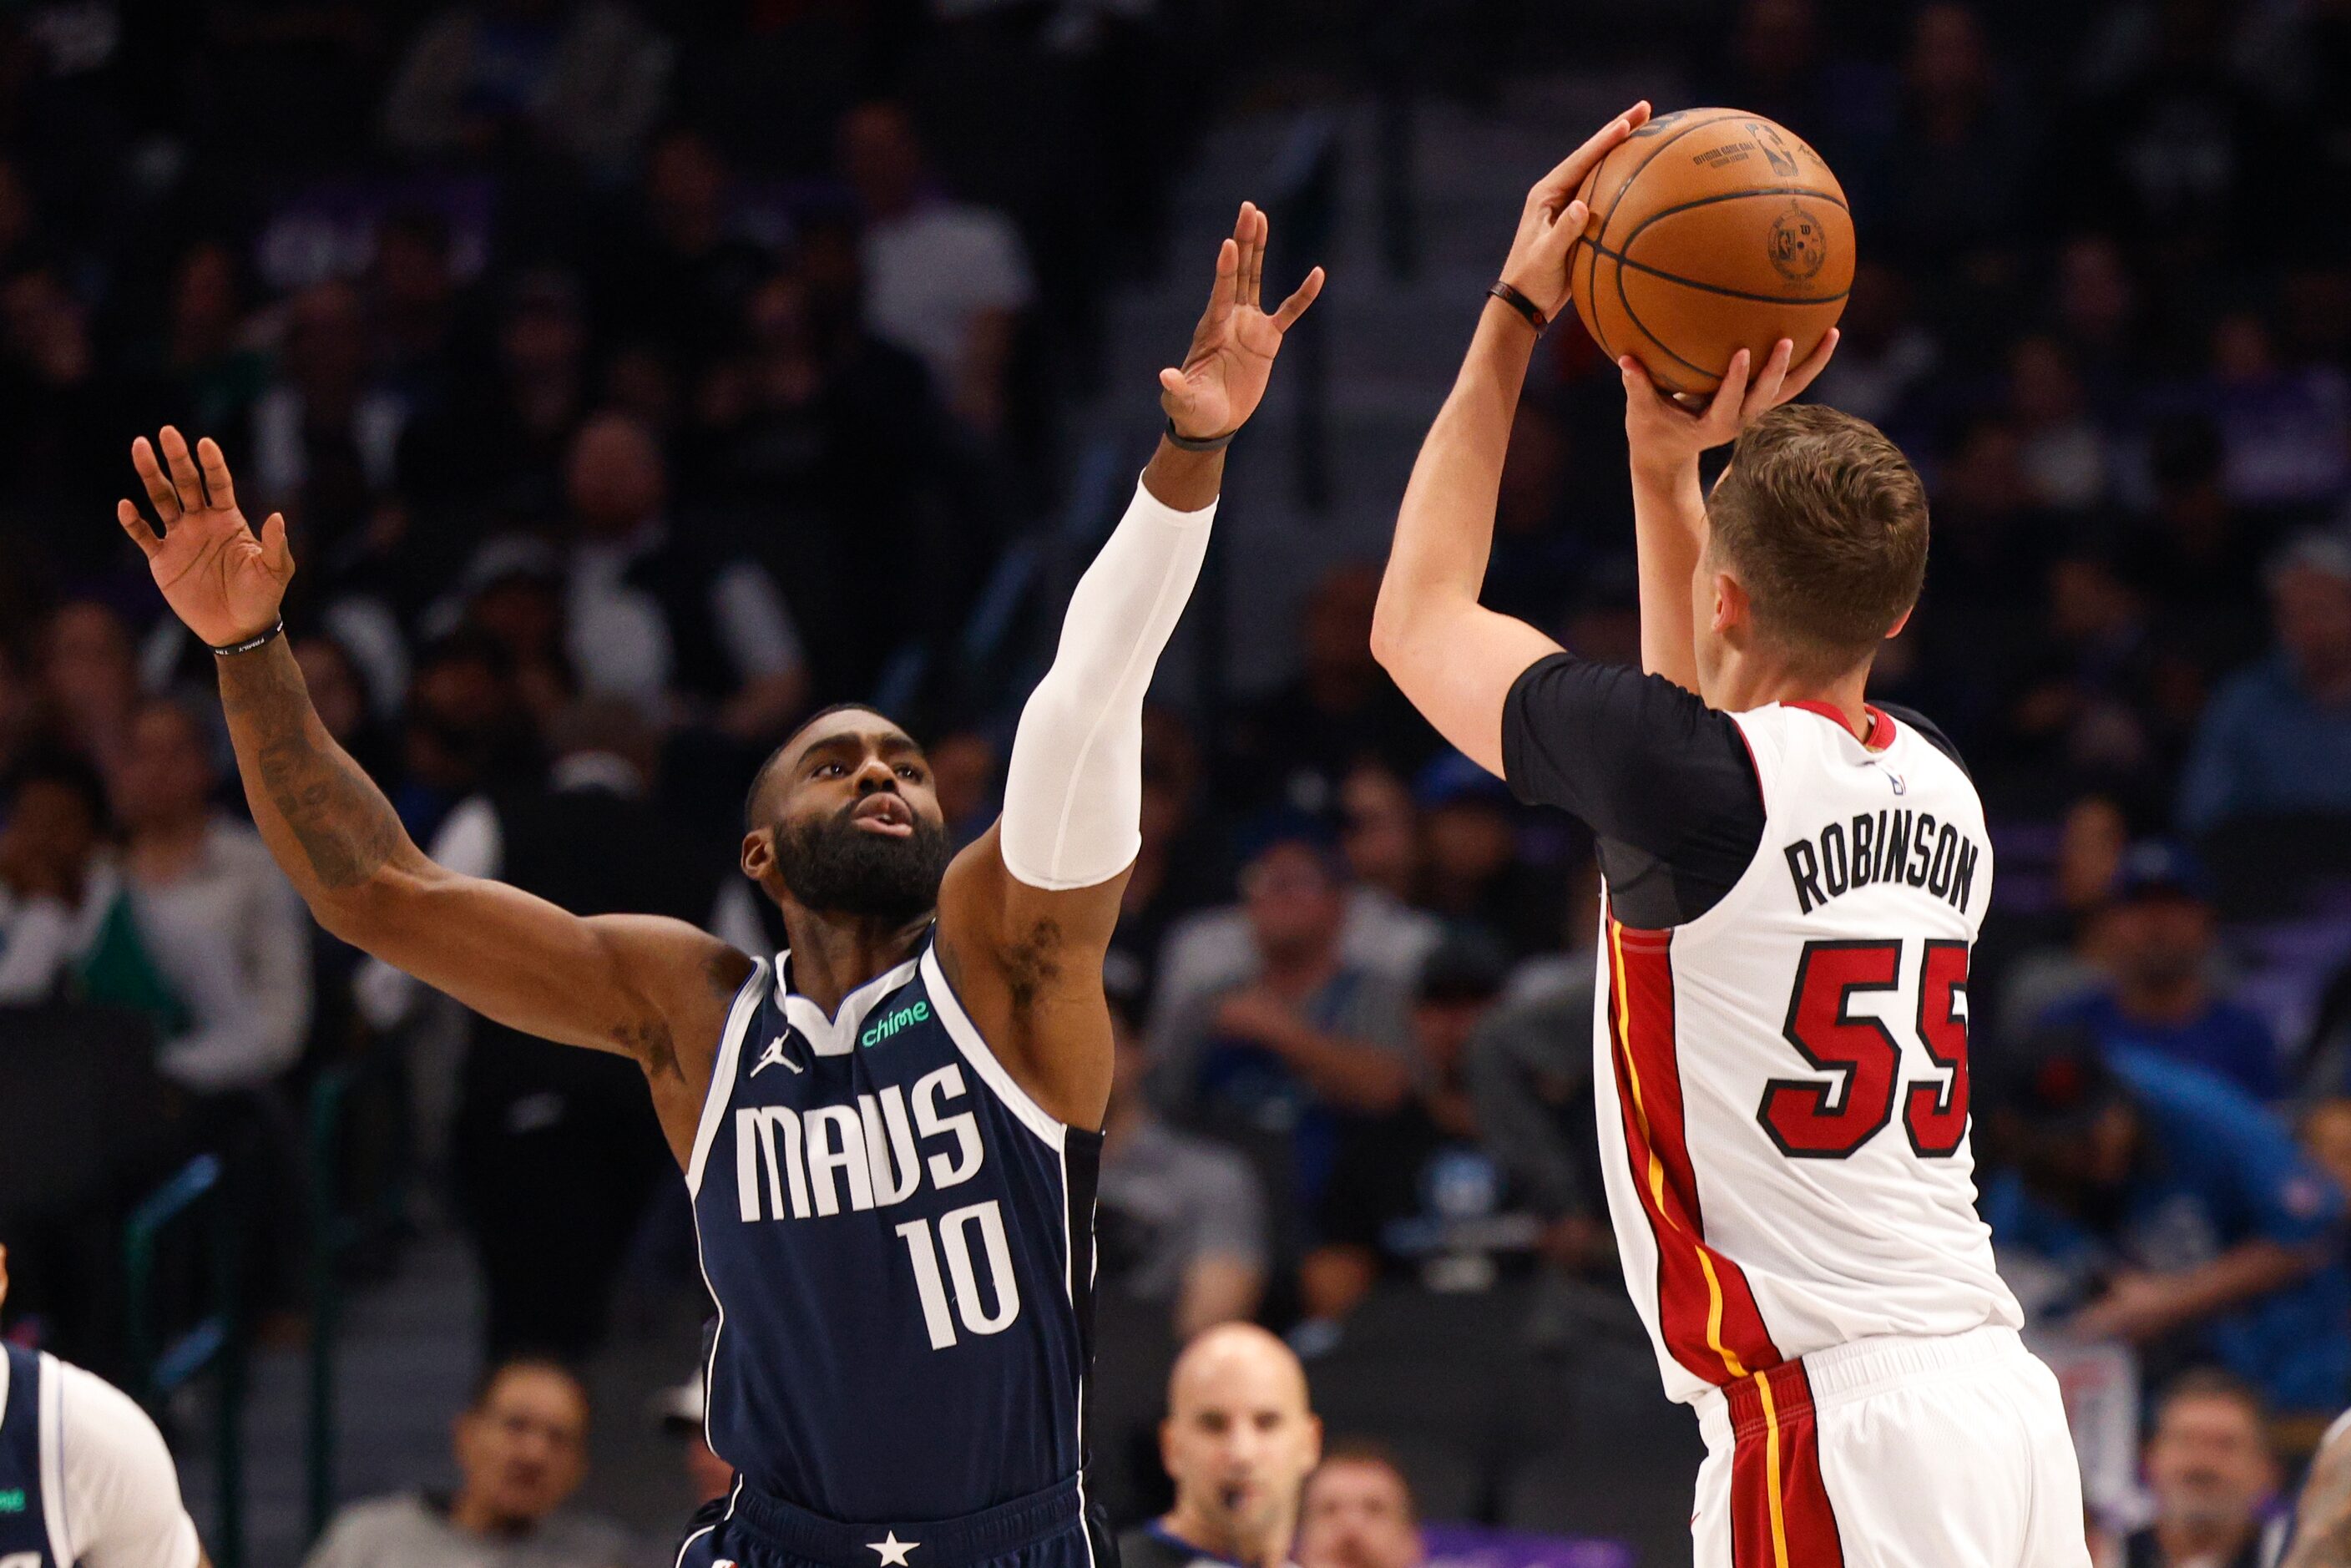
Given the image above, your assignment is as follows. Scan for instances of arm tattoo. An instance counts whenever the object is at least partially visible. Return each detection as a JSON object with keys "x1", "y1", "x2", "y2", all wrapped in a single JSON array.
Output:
[{"x1": 216, "y1": 640, "x2": 409, "y2": 893}]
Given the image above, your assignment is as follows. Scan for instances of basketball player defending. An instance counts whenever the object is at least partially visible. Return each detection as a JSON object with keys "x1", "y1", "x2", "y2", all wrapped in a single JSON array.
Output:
[
  {"x1": 116, "y1": 205, "x2": 1321, "y2": 1568},
  {"x1": 0, "y1": 1247, "x2": 206, "y2": 1568},
  {"x1": 1371, "y1": 106, "x2": 2090, "y2": 1566}
]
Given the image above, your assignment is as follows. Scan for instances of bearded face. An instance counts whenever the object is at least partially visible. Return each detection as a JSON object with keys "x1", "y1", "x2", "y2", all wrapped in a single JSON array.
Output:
[{"x1": 768, "y1": 799, "x2": 951, "y2": 921}]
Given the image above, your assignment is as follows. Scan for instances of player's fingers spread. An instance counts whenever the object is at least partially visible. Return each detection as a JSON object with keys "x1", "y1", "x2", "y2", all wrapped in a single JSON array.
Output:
[
  {"x1": 1782, "y1": 328, "x2": 1840, "y2": 398},
  {"x1": 1206, "y1": 237, "x2": 1239, "y2": 321},
  {"x1": 131, "y1": 437, "x2": 181, "y2": 520},
  {"x1": 261, "y1": 512, "x2": 293, "y2": 575},
  {"x1": 158, "y1": 426, "x2": 206, "y2": 511},
  {"x1": 117, "y1": 498, "x2": 163, "y2": 556},
  {"x1": 1744, "y1": 339, "x2": 1797, "y2": 419},
  {"x1": 1270, "y1": 266, "x2": 1325, "y2": 332},
  {"x1": 195, "y1": 436, "x2": 236, "y2": 510},
  {"x1": 1708, "y1": 349, "x2": 1752, "y2": 425}
]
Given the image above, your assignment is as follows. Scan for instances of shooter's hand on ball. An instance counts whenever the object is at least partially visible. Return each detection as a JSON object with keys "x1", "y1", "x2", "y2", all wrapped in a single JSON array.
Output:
[
  {"x1": 1619, "y1": 330, "x2": 1839, "y2": 483},
  {"x1": 1158, "y1": 200, "x2": 1325, "y2": 441},
  {"x1": 1496, "y1": 101, "x2": 1651, "y2": 321}
]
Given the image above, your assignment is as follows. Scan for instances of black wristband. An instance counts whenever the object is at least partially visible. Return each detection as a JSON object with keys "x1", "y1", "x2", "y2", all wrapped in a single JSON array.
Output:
[
  {"x1": 210, "y1": 619, "x2": 284, "y2": 657},
  {"x1": 1163, "y1": 418, "x2": 1236, "y2": 453},
  {"x1": 1488, "y1": 281, "x2": 1549, "y2": 331}
]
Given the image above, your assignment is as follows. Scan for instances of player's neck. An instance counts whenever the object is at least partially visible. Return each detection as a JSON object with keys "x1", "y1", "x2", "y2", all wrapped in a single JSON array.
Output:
[
  {"x1": 1159, "y1": 1504, "x2": 1293, "y2": 1568},
  {"x1": 1711, "y1": 650, "x2": 1872, "y2": 737},
  {"x1": 780, "y1": 908, "x2": 933, "y2": 1015},
  {"x1": 2155, "y1": 1514, "x2": 2252, "y2": 1565}
]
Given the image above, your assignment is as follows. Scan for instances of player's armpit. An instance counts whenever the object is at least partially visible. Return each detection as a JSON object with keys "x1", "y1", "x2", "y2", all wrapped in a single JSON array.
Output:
[{"x1": 933, "y1": 825, "x2": 1124, "y2": 1130}]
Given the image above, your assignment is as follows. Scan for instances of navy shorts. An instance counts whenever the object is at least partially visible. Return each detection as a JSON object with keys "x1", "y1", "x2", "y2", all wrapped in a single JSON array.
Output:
[{"x1": 676, "y1": 1477, "x2": 1115, "y2": 1568}]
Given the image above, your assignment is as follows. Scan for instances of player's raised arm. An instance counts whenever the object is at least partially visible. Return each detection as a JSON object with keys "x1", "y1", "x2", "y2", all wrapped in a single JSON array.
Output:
[
  {"x1": 1368, "y1": 104, "x2": 1646, "y2": 775},
  {"x1": 116, "y1": 430, "x2": 750, "y2": 1130},
  {"x1": 1617, "y1": 333, "x2": 1836, "y2": 694},
  {"x1": 936, "y1": 202, "x2": 1322, "y2": 1127}
]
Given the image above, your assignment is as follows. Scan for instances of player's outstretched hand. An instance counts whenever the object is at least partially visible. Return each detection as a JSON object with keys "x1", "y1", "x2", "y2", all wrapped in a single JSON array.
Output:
[
  {"x1": 1159, "y1": 200, "x2": 1325, "y2": 441},
  {"x1": 1620, "y1": 330, "x2": 1839, "y2": 482},
  {"x1": 1499, "y1": 102, "x2": 1651, "y2": 321},
  {"x1": 117, "y1": 427, "x2": 292, "y2": 650}
]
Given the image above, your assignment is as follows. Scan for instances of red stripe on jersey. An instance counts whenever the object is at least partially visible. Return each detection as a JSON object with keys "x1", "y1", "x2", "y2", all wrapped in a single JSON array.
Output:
[
  {"x1": 1605, "y1": 918, "x2": 1782, "y2": 1386},
  {"x1": 1727, "y1": 1362, "x2": 1846, "y2": 1568}
]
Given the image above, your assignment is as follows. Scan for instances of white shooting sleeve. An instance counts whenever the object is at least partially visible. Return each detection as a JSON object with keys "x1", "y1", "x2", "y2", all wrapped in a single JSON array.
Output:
[{"x1": 999, "y1": 473, "x2": 1217, "y2": 890}]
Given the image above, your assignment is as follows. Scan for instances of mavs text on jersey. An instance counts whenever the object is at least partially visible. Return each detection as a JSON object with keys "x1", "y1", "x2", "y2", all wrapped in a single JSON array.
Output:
[{"x1": 680, "y1": 942, "x2": 1109, "y2": 1568}]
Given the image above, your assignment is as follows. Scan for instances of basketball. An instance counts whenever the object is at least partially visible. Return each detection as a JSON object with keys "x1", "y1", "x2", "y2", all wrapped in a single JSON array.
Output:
[{"x1": 1569, "y1": 108, "x2": 1853, "y2": 396}]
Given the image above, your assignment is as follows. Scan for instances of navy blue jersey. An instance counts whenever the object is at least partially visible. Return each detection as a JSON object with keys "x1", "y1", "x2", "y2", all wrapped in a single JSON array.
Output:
[
  {"x1": 689, "y1": 938, "x2": 1101, "y2": 1523},
  {"x1": 0, "y1": 1345, "x2": 64, "y2": 1567}
]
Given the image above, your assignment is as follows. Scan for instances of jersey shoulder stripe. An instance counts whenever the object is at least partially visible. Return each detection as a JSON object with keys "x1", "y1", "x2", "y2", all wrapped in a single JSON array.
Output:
[
  {"x1": 686, "y1": 956, "x2": 771, "y2": 1196},
  {"x1": 921, "y1": 944, "x2": 1065, "y2": 1151}
]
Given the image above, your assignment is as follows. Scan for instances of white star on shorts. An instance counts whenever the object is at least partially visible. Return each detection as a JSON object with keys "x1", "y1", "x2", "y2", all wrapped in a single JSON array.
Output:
[{"x1": 867, "y1": 1532, "x2": 919, "y2": 1565}]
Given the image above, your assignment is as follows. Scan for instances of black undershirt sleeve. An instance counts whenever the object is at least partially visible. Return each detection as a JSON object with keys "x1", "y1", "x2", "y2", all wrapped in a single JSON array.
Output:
[{"x1": 1500, "y1": 652, "x2": 1767, "y2": 929}]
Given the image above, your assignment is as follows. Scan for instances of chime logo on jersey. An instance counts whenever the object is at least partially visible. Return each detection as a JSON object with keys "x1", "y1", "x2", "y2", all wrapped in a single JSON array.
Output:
[
  {"x1": 0, "y1": 1492, "x2": 20, "y2": 1514},
  {"x1": 732, "y1": 1062, "x2": 985, "y2": 1222}
]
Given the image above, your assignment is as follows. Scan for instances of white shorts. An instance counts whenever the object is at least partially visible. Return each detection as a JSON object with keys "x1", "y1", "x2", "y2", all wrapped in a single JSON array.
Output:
[{"x1": 1691, "y1": 1325, "x2": 2092, "y2": 1568}]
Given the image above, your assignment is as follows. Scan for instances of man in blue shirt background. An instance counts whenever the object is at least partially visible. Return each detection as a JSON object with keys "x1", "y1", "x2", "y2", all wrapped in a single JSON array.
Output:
[
  {"x1": 2178, "y1": 532, "x2": 2351, "y2": 835},
  {"x1": 2039, "y1": 841, "x2": 2283, "y2": 1100},
  {"x1": 1983, "y1": 1029, "x2": 2351, "y2": 1416}
]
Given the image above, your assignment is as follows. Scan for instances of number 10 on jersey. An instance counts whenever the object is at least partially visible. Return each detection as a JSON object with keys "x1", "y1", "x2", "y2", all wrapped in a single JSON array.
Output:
[
  {"x1": 1759, "y1": 938, "x2": 1969, "y2": 1160},
  {"x1": 896, "y1": 1200, "x2": 1024, "y2": 1349}
]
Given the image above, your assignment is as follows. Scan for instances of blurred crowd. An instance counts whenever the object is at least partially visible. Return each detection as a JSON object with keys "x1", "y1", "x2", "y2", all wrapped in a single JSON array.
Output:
[{"x1": 0, "y1": 0, "x2": 2349, "y2": 1559}]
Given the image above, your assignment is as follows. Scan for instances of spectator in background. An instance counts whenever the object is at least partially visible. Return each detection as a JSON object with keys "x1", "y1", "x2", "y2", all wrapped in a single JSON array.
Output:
[
  {"x1": 0, "y1": 753, "x2": 118, "y2": 1003},
  {"x1": 1337, "y1": 763, "x2": 1420, "y2": 909},
  {"x1": 112, "y1": 696, "x2": 311, "y2": 1093},
  {"x1": 2205, "y1": 311, "x2": 2351, "y2": 515},
  {"x1": 1410, "y1": 753, "x2": 1561, "y2": 957},
  {"x1": 655, "y1": 1370, "x2": 734, "y2": 1508},
  {"x1": 1222, "y1": 564, "x2": 1441, "y2": 817},
  {"x1": 1118, "y1": 1325, "x2": 1322, "y2": 1568},
  {"x1": 1150, "y1": 810, "x2": 1438, "y2": 1060},
  {"x1": 604, "y1": 125, "x2": 771, "y2": 375},
  {"x1": 379, "y1": 0, "x2": 673, "y2": 174},
  {"x1": 2121, "y1": 1372, "x2": 2286, "y2": 1568},
  {"x1": 554, "y1": 409, "x2": 806, "y2": 742},
  {"x1": 1980, "y1": 791, "x2": 2129, "y2": 1042},
  {"x1": 1098, "y1": 1001, "x2": 1269, "y2": 1341},
  {"x1": 1983, "y1": 1029, "x2": 2350, "y2": 1418},
  {"x1": 1465, "y1": 960, "x2": 1614, "y2": 1284},
  {"x1": 1297, "y1": 1446, "x2": 1423, "y2": 1568},
  {"x1": 840, "y1": 100, "x2": 1034, "y2": 438},
  {"x1": 387, "y1": 629, "x2": 541, "y2": 845},
  {"x1": 2038, "y1": 841, "x2": 2280, "y2": 1100},
  {"x1": 367, "y1": 208, "x2": 464, "y2": 402},
  {"x1": 161, "y1": 238, "x2": 268, "y2": 435},
  {"x1": 302, "y1": 1358, "x2": 634, "y2": 1568},
  {"x1": 38, "y1": 600, "x2": 143, "y2": 781},
  {"x1": 1304, "y1": 938, "x2": 1539, "y2": 1326},
  {"x1": 1809, "y1": 260, "x2": 1937, "y2": 429},
  {"x1": 399, "y1": 268, "x2": 589, "y2": 538},
  {"x1": 248, "y1": 279, "x2": 408, "y2": 584},
  {"x1": 2179, "y1": 534, "x2": 2351, "y2": 833},
  {"x1": 2007, "y1": 336, "x2": 2111, "y2": 514},
  {"x1": 1150, "y1": 820, "x2": 1414, "y2": 1252},
  {"x1": 407, "y1": 696, "x2": 734, "y2": 1359}
]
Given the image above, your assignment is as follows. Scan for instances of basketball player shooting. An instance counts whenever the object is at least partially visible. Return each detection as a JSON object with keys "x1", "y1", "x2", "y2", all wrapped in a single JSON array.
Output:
[
  {"x1": 116, "y1": 205, "x2": 1322, "y2": 1568},
  {"x1": 1371, "y1": 105, "x2": 2091, "y2": 1566}
]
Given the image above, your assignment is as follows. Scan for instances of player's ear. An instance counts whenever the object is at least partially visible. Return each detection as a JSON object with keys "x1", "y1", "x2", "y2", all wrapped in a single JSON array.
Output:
[
  {"x1": 741, "y1": 827, "x2": 774, "y2": 883},
  {"x1": 1711, "y1": 571, "x2": 1748, "y2": 637},
  {"x1": 1884, "y1": 604, "x2": 1914, "y2": 640}
]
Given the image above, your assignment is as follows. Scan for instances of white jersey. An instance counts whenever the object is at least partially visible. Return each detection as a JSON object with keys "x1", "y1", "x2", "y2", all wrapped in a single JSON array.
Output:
[
  {"x1": 0, "y1": 1344, "x2": 201, "y2": 1568},
  {"x1": 1591, "y1": 701, "x2": 2022, "y2": 1406}
]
